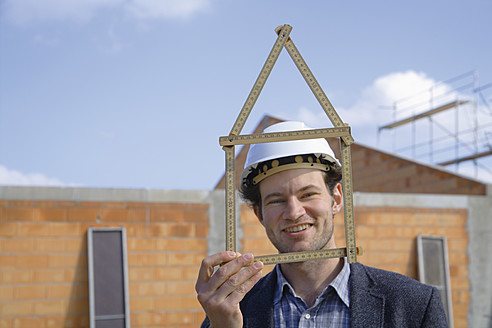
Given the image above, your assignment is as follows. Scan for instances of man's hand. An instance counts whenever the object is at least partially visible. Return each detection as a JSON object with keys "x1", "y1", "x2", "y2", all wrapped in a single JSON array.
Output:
[{"x1": 195, "y1": 251, "x2": 264, "y2": 328}]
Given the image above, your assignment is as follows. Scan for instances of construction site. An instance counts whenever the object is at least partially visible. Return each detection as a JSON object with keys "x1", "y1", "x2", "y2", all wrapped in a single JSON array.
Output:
[{"x1": 1, "y1": 14, "x2": 491, "y2": 327}]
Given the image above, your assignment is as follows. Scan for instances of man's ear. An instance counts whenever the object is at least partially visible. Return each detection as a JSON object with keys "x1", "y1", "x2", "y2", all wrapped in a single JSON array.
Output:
[
  {"x1": 332, "y1": 183, "x2": 343, "y2": 215},
  {"x1": 253, "y1": 205, "x2": 264, "y2": 225}
]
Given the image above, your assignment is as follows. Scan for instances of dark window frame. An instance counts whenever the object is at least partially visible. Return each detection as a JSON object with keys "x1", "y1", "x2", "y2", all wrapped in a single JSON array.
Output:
[{"x1": 87, "y1": 227, "x2": 130, "y2": 328}]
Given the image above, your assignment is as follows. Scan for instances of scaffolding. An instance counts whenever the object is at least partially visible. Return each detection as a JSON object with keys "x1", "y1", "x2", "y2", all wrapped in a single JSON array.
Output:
[{"x1": 377, "y1": 70, "x2": 492, "y2": 180}]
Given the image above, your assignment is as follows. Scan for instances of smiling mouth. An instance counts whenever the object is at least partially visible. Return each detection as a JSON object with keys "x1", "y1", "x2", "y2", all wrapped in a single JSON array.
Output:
[{"x1": 284, "y1": 224, "x2": 312, "y2": 233}]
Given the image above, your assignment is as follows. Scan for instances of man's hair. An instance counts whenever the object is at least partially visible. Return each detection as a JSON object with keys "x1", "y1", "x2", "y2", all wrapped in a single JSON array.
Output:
[{"x1": 239, "y1": 160, "x2": 342, "y2": 209}]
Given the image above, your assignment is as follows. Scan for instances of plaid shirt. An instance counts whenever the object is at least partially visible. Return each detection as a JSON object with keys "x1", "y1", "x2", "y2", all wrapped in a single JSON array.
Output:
[{"x1": 273, "y1": 259, "x2": 350, "y2": 328}]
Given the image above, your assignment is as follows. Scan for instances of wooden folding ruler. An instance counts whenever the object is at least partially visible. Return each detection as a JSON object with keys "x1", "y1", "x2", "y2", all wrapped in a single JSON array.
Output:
[{"x1": 219, "y1": 24, "x2": 362, "y2": 264}]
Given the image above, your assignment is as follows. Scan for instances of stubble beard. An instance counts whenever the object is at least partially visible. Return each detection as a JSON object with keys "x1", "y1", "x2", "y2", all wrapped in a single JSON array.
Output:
[{"x1": 268, "y1": 214, "x2": 335, "y2": 254}]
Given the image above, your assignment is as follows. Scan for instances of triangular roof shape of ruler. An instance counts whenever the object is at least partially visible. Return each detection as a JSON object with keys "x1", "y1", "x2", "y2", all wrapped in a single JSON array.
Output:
[{"x1": 219, "y1": 24, "x2": 362, "y2": 264}]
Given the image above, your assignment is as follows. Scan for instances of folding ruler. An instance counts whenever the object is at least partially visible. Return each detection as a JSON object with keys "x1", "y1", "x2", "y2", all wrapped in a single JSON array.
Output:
[{"x1": 219, "y1": 24, "x2": 362, "y2": 264}]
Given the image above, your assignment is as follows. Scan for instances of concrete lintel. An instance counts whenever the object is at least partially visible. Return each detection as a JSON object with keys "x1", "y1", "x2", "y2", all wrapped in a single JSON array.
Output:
[
  {"x1": 0, "y1": 186, "x2": 210, "y2": 204},
  {"x1": 354, "y1": 192, "x2": 469, "y2": 209}
]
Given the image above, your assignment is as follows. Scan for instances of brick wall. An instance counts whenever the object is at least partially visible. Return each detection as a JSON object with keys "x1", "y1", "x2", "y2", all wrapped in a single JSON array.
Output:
[
  {"x1": 1, "y1": 189, "x2": 471, "y2": 328},
  {"x1": 239, "y1": 203, "x2": 469, "y2": 328},
  {"x1": 0, "y1": 198, "x2": 208, "y2": 328}
]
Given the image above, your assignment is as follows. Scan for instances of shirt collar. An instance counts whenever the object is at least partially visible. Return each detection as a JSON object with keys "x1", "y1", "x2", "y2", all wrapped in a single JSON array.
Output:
[{"x1": 273, "y1": 258, "x2": 350, "y2": 307}]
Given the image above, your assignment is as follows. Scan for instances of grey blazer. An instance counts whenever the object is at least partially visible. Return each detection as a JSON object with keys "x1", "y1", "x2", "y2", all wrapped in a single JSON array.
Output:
[{"x1": 201, "y1": 262, "x2": 448, "y2": 327}]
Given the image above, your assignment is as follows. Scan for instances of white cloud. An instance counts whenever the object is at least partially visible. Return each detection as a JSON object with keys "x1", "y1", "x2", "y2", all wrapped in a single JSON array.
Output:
[
  {"x1": 1, "y1": 0, "x2": 211, "y2": 25},
  {"x1": 295, "y1": 70, "x2": 458, "y2": 143},
  {"x1": 295, "y1": 70, "x2": 492, "y2": 183},
  {"x1": 1, "y1": 0, "x2": 122, "y2": 25},
  {"x1": 0, "y1": 165, "x2": 67, "y2": 186},
  {"x1": 124, "y1": 0, "x2": 211, "y2": 20}
]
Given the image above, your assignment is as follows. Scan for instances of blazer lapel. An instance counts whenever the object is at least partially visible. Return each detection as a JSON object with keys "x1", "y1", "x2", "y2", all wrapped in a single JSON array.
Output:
[{"x1": 349, "y1": 263, "x2": 385, "y2": 328}]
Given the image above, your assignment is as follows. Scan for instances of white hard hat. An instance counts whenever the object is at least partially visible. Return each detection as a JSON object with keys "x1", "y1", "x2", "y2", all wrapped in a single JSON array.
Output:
[{"x1": 240, "y1": 121, "x2": 340, "y2": 187}]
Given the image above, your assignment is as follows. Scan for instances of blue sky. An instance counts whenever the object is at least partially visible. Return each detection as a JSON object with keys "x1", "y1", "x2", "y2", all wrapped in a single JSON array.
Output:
[{"x1": 1, "y1": 0, "x2": 491, "y2": 190}]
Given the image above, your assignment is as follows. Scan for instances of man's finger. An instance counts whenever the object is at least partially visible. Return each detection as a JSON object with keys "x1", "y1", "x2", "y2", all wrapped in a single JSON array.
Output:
[
  {"x1": 196, "y1": 251, "x2": 237, "y2": 292},
  {"x1": 209, "y1": 254, "x2": 262, "y2": 299},
  {"x1": 226, "y1": 263, "x2": 264, "y2": 305}
]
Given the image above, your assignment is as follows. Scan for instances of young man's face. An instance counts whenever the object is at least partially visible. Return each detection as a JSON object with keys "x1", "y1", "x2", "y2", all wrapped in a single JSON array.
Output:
[{"x1": 255, "y1": 168, "x2": 343, "y2": 254}]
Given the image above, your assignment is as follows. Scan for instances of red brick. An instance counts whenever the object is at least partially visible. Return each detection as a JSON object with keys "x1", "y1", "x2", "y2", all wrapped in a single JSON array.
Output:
[
  {"x1": 0, "y1": 318, "x2": 10, "y2": 326},
  {"x1": 154, "y1": 296, "x2": 200, "y2": 310},
  {"x1": 48, "y1": 254, "x2": 86, "y2": 268},
  {"x1": 129, "y1": 267, "x2": 155, "y2": 281},
  {"x1": 355, "y1": 226, "x2": 376, "y2": 238},
  {"x1": 450, "y1": 277, "x2": 469, "y2": 290},
  {"x1": 183, "y1": 206, "x2": 209, "y2": 223},
  {"x1": 126, "y1": 224, "x2": 149, "y2": 236},
  {"x1": 130, "y1": 296, "x2": 155, "y2": 311},
  {"x1": 67, "y1": 208, "x2": 99, "y2": 222},
  {"x1": 132, "y1": 282, "x2": 167, "y2": 296},
  {"x1": 12, "y1": 318, "x2": 44, "y2": 328},
  {"x1": 0, "y1": 301, "x2": 33, "y2": 316},
  {"x1": 243, "y1": 224, "x2": 267, "y2": 238},
  {"x1": 0, "y1": 286, "x2": 14, "y2": 300},
  {"x1": 241, "y1": 207, "x2": 259, "y2": 223},
  {"x1": 33, "y1": 200, "x2": 58, "y2": 208},
  {"x1": 147, "y1": 223, "x2": 169, "y2": 237},
  {"x1": 47, "y1": 284, "x2": 87, "y2": 299},
  {"x1": 155, "y1": 238, "x2": 206, "y2": 251},
  {"x1": 242, "y1": 239, "x2": 276, "y2": 254},
  {"x1": 127, "y1": 209, "x2": 147, "y2": 222},
  {"x1": 134, "y1": 312, "x2": 166, "y2": 326},
  {"x1": 103, "y1": 202, "x2": 127, "y2": 209},
  {"x1": 449, "y1": 252, "x2": 468, "y2": 264},
  {"x1": 17, "y1": 254, "x2": 49, "y2": 268},
  {"x1": 43, "y1": 315, "x2": 88, "y2": 328},
  {"x1": 66, "y1": 238, "x2": 86, "y2": 252},
  {"x1": 150, "y1": 208, "x2": 184, "y2": 222},
  {"x1": 452, "y1": 303, "x2": 468, "y2": 317},
  {"x1": 167, "y1": 253, "x2": 195, "y2": 266},
  {"x1": 453, "y1": 316, "x2": 467, "y2": 328},
  {"x1": 448, "y1": 238, "x2": 468, "y2": 251},
  {"x1": 14, "y1": 285, "x2": 46, "y2": 299},
  {"x1": 127, "y1": 202, "x2": 148, "y2": 209},
  {"x1": 32, "y1": 238, "x2": 62, "y2": 252},
  {"x1": 5, "y1": 208, "x2": 35, "y2": 221},
  {"x1": 8, "y1": 200, "x2": 32, "y2": 207},
  {"x1": 169, "y1": 224, "x2": 193, "y2": 237},
  {"x1": 194, "y1": 224, "x2": 209, "y2": 237},
  {"x1": 1, "y1": 270, "x2": 32, "y2": 284},
  {"x1": 138, "y1": 253, "x2": 167, "y2": 266},
  {"x1": 57, "y1": 201, "x2": 79, "y2": 208},
  {"x1": 34, "y1": 300, "x2": 64, "y2": 315},
  {"x1": 18, "y1": 223, "x2": 50, "y2": 236},
  {"x1": 33, "y1": 269, "x2": 65, "y2": 283},
  {"x1": 166, "y1": 281, "x2": 196, "y2": 295},
  {"x1": 65, "y1": 298, "x2": 89, "y2": 314},
  {"x1": 452, "y1": 290, "x2": 470, "y2": 303},
  {"x1": 128, "y1": 238, "x2": 155, "y2": 251},
  {"x1": 1, "y1": 238, "x2": 34, "y2": 252},
  {"x1": 50, "y1": 223, "x2": 83, "y2": 237},
  {"x1": 35, "y1": 208, "x2": 67, "y2": 221},
  {"x1": 0, "y1": 254, "x2": 20, "y2": 269},
  {"x1": 155, "y1": 267, "x2": 196, "y2": 280},
  {"x1": 100, "y1": 208, "x2": 127, "y2": 222},
  {"x1": 164, "y1": 311, "x2": 195, "y2": 325},
  {"x1": 79, "y1": 201, "x2": 103, "y2": 208},
  {"x1": 66, "y1": 268, "x2": 88, "y2": 283}
]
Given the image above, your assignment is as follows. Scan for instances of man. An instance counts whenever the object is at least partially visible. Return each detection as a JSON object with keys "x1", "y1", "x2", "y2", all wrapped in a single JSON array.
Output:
[{"x1": 196, "y1": 121, "x2": 448, "y2": 327}]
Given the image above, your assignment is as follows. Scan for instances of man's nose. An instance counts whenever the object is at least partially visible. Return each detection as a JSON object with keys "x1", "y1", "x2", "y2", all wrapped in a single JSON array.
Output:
[{"x1": 283, "y1": 197, "x2": 306, "y2": 220}]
